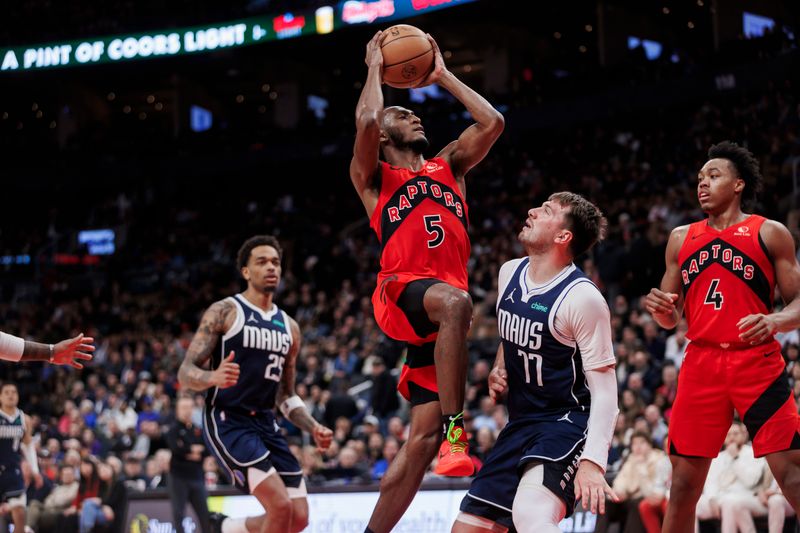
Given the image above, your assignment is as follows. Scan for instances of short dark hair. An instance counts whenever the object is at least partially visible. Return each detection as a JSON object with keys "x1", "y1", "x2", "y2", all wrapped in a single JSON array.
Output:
[
  {"x1": 549, "y1": 192, "x2": 608, "y2": 258},
  {"x1": 0, "y1": 382, "x2": 17, "y2": 393},
  {"x1": 237, "y1": 235, "x2": 282, "y2": 270},
  {"x1": 707, "y1": 141, "x2": 762, "y2": 204},
  {"x1": 630, "y1": 430, "x2": 653, "y2": 447}
]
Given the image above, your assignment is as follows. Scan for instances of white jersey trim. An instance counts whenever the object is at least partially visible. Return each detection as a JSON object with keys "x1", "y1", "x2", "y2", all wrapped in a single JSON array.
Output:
[
  {"x1": 521, "y1": 263, "x2": 577, "y2": 301},
  {"x1": 222, "y1": 297, "x2": 246, "y2": 342},
  {"x1": 281, "y1": 310, "x2": 293, "y2": 340},
  {"x1": 236, "y1": 294, "x2": 279, "y2": 321},
  {"x1": 549, "y1": 280, "x2": 616, "y2": 371},
  {"x1": 466, "y1": 492, "x2": 512, "y2": 513},
  {"x1": 0, "y1": 408, "x2": 20, "y2": 424},
  {"x1": 520, "y1": 435, "x2": 586, "y2": 463},
  {"x1": 209, "y1": 406, "x2": 271, "y2": 468}
]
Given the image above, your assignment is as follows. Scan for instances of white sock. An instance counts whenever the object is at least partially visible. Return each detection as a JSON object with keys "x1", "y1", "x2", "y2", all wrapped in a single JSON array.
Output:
[{"x1": 221, "y1": 517, "x2": 249, "y2": 533}]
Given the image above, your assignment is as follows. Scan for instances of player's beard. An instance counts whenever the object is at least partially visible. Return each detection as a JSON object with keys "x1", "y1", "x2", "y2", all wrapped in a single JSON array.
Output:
[{"x1": 388, "y1": 130, "x2": 429, "y2": 155}]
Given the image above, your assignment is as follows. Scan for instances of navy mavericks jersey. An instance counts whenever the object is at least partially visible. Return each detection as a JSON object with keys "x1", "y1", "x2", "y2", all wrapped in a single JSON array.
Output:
[
  {"x1": 206, "y1": 295, "x2": 293, "y2": 414},
  {"x1": 497, "y1": 259, "x2": 593, "y2": 421},
  {"x1": 0, "y1": 409, "x2": 25, "y2": 467}
]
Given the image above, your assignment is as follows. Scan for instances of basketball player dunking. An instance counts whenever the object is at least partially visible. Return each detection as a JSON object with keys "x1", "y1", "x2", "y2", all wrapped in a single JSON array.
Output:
[
  {"x1": 352, "y1": 31, "x2": 504, "y2": 533},
  {"x1": 645, "y1": 142, "x2": 800, "y2": 532},
  {"x1": 179, "y1": 236, "x2": 333, "y2": 533}
]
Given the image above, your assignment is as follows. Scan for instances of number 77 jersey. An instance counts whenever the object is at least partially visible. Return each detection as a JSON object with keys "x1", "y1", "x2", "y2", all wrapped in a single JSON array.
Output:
[
  {"x1": 678, "y1": 215, "x2": 778, "y2": 350},
  {"x1": 496, "y1": 258, "x2": 615, "y2": 421}
]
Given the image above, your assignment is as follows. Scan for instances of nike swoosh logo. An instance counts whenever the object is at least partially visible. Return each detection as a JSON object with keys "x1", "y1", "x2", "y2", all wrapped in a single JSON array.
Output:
[{"x1": 764, "y1": 350, "x2": 777, "y2": 358}]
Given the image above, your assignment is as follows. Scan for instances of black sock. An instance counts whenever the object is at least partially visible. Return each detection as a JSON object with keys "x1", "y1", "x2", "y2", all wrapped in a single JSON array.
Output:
[
  {"x1": 442, "y1": 412, "x2": 465, "y2": 440},
  {"x1": 364, "y1": 528, "x2": 376, "y2": 533}
]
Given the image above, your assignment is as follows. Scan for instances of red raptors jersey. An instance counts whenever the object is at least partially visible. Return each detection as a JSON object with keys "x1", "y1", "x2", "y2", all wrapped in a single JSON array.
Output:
[
  {"x1": 369, "y1": 157, "x2": 470, "y2": 291},
  {"x1": 678, "y1": 215, "x2": 778, "y2": 350}
]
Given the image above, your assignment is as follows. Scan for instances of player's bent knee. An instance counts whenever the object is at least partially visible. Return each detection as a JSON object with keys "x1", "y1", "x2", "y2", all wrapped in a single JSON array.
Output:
[
  {"x1": 512, "y1": 465, "x2": 565, "y2": 533},
  {"x1": 441, "y1": 289, "x2": 472, "y2": 322}
]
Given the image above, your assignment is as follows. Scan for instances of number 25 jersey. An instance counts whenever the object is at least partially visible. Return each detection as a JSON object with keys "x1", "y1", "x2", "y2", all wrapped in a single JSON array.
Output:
[
  {"x1": 678, "y1": 214, "x2": 778, "y2": 350},
  {"x1": 206, "y1": 294, "x2": 293, "y2": 414}
]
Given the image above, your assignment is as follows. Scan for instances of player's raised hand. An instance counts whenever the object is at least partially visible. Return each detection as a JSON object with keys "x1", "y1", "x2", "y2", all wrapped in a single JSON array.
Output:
[
  {"x1": 312, "y1": 423, "x2": 333, "y2": 452},
  {"x1": 414, "y1": 34, "x2": 446, "y2": 88},
  {"x1": 365, "y1": 30, "x2": 383, "y2": 70},
  {"x1": 574, "y1": 460, "x2": 618, "y2": 515},
  {"x1": 644, "y1": 288, "x2": 678, "y2": 318},
  {"x1": 737, "y1": 313, "x2": 778, "y2": 344},
  {"x1": 488, "y1": 366, "x2": 508, "y2": 403},
  {"x1": 53, "y1": 333, "x2": 95, "y2": 369},
  {"x1": 211, "y1": 351, "x2": 240, "y2": 389}
]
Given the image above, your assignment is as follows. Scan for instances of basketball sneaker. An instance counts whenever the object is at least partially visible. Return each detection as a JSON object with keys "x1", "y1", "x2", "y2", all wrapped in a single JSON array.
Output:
[{"x1": 433, "y1": 417, "x2": 474, "y2": 476}]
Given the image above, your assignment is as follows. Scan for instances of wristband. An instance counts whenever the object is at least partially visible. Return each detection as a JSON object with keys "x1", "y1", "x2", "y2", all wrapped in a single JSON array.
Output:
[
  {"x1": 279, "y1": 395, "x2": 305, "y2": 419},
  {"x1": 49, "y1": 344, "x2": 54, "y2": 363}
]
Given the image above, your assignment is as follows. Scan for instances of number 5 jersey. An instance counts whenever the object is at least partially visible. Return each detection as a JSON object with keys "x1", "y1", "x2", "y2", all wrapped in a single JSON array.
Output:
[{"x1": 369, "y1": 157, "x2": 470, "y2": 344}]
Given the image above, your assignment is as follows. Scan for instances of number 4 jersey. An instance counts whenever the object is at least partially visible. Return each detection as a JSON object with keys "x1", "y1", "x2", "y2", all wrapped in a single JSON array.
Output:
[
  {"x1": 206, "y1": 294, "x2": 292, "y2": 415},
  {"x1": 496, "y1": 259, "x2": 615, "y2": 421},
  {"x1": 678, "y1": 214, "x2": 779, "y2": 351},
  {"x1": 369, "y1": 158, "x2": 470, "y2": 343}
]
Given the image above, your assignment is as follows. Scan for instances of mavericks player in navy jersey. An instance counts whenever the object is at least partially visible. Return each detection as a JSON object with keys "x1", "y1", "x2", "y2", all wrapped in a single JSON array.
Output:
[
  {"x1": 453, "y1": 193, "x2": 619, "y2": 533},
  {"x1": 0, "y1": 382, "x2": 42, "y2": 533},
  {"x1": 179, "y1": 236, "x2": 333, "y2": 533}
]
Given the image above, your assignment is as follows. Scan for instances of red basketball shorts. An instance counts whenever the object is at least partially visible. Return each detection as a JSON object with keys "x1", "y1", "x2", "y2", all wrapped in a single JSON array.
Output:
[{"x1": 668, "y1": 342, "x2": 800, "y2": 458}]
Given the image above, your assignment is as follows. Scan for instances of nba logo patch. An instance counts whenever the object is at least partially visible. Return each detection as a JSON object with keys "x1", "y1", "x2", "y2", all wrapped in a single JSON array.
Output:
[{"x1": 234, "y1": 470, "x2": 246, "y2": 486}]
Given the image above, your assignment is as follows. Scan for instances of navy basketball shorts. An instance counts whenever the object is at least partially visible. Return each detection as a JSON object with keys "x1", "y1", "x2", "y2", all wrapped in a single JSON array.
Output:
[
  {"x1": 460, "y1": 412, "x2": 589, "y2": 530},
  {"x1": 0, "y1": 464, "x2": 25, "y2": 505},
  {"x1": 203, "y1": 406, "x2": 304, "y2": 495}
]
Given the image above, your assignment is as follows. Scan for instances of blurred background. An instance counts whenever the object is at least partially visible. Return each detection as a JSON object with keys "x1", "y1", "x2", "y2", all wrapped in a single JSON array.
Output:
[{"x1": 1, "y1": 0, "x2": 799, "y2": 531}]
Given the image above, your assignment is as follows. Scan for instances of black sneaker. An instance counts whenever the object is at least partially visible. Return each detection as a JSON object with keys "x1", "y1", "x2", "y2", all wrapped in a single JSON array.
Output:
[{"x1": 209, "y1": 512, "x2": 228, "y2": 533}]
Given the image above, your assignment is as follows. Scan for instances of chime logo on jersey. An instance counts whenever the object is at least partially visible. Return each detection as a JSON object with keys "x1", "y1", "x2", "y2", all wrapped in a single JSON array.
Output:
[{"x1": 242, "y1": 326, "x2": 291, "y2": 354}]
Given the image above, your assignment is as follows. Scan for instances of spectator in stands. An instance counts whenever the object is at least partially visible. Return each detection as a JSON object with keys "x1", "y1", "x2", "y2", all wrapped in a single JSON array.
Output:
[
  {"x1": 167, "y1": 396, "x2": 210, "y2": 533},
  {"x1": 663, "y1": 319, "x2": 688, "y2": 369},
  {"x1": 27, "y1": 464, "x2": 79, "y2": 532},
  {"x1": 369, "y1": 357, "x2": 399, "y2": 424},
  {"x1": 696, "y1": 422, "x2": 768, "y2": 532},
  {"x1": 595, "y1": 431, "x2": 671, "y2": 533},
  {"x1": 77, "y1": 461, "x2": 126, "y2": 533},
  {"x1": 760, "y1": 478, "x2": 796, "y2": 533},
  {"x1": 371, "y1": 437, "x2": 399, "y2": 481},
  {"x1": 643, "y1": 405, "x2": 668, "y2": 449}
]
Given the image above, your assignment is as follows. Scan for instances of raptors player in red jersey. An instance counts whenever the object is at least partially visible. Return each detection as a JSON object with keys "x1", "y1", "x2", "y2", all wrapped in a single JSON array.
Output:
[
  {"x1": 645, "y1": 141, "x2": 800, "y2": 532},
  {"x1": 351, "y1": 31, "x2": 503, "y2": 533}
]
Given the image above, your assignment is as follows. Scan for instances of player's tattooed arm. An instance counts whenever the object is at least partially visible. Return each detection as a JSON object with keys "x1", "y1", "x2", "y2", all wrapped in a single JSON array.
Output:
[
  {"x1": 279, "y1": 318, "x2": 333, "y2": 450},
  {"x1": 178, "y1": 300, "x2": 236, "y2": 391},
  {"x1": 278, "y1": 319, "x2": 315, "y2": 433}
]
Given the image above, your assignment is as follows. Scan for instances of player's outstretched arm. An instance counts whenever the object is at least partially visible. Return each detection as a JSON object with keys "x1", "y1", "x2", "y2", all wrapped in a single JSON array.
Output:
[
  {"x1": 350, "y1": 31, "x2": 384, "y2": 206},
  {"x1": 420, "y1": 35, "x2": 503, "y2": 179},
  {"x1": 178, "y1": 300, "x2": 238, "y2": 391},
  {"x1": 0, "y1": 331, "x2": 94, "y2": 367},
  {"x1": 645, "y1": 225, "x2": 688, "y2": 330},
  {"x1": 278, "y1": 318, "x2": 333, "y2": 451},
  {"x1": 739, "y1": 220, "x2": 800, "y2": 343}
]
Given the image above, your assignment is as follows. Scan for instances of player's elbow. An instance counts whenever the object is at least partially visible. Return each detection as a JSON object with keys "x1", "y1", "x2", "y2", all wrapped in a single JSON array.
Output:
[
  {"x1": 487, "y1": 111, "x2": 504, "y2": 134},
  {"x1": 355, "y1": 110, "x2": 380, "y2": 131}
]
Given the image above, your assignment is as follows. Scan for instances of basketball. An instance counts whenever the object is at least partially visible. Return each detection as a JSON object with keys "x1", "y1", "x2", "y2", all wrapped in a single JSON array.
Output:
[{"x1": 380, "y1": 24, "x2": 434, "y2": 89}]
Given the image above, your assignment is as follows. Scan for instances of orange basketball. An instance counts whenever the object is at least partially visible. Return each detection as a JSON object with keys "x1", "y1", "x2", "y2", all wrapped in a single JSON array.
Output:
[{"x1": 380, "y1": 25, "x2": 434, "y2": 89}]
